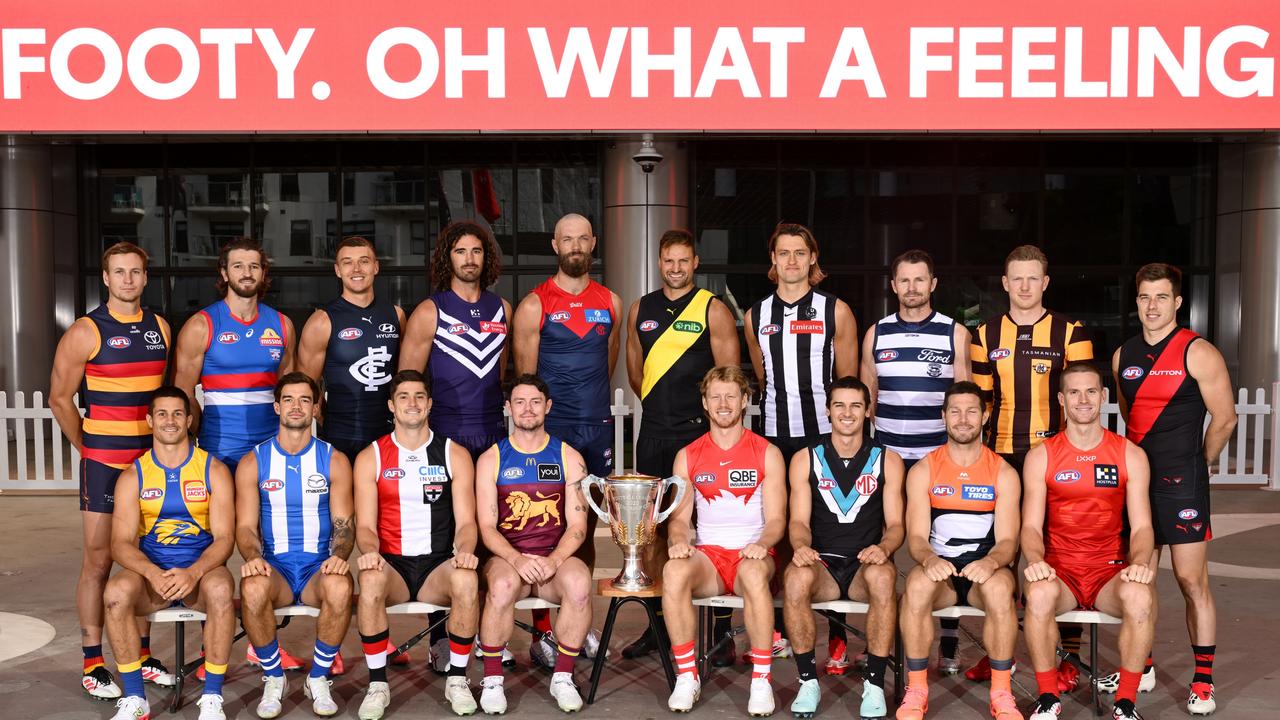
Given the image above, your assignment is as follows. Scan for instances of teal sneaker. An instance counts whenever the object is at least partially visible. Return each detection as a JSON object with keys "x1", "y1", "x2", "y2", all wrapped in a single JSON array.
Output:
[
  {"x1": 790, "y1": 678, "x2": 820, "y2": 718},
  {"x1": 858, "y1": 683, "x2": 887, "y2": 719}
]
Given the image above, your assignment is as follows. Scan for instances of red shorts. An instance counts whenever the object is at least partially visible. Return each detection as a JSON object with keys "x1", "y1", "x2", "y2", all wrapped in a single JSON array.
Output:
[
  {"x1": 1053, "y1": 560, "x2": 1125, "y2": 610},
  {"x1": 696, "y1": 545, "x2": 778, "y2": 596}
]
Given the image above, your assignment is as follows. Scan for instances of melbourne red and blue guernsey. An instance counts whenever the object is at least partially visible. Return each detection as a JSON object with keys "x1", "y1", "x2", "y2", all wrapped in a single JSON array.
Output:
[
  {"x1": 533, "y1": 278, "x2": 614, "y2": 425},
  {"x1": 198, "y1": 300, "x2": 287, "y2": 469}
]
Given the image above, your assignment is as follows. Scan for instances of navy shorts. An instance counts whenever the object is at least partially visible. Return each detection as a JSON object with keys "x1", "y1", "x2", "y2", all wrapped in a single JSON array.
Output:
[
  {"x1": 547, "y1": 421, "x2": 614, "y2": 478},
  {"x1": 80, "y1": 458, "x2": 122, "y2": 513}
]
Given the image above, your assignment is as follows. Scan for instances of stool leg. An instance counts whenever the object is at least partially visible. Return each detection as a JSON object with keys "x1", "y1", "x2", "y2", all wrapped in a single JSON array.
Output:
[
  {"x1": 894, "y1": 629, "x2": 904, "y2": 706},
  {"x1": 696, "y1": 607, "x2": 707, "y2": 680},
  {"x1": 1091, "y1": 624, "x2": 1101, "y2": 716},
  {"x1": 169, "y1": 622, "x2": 186, "y2": 714},
  {"x1": 587, "y1": 599, "x2": 624, "y2": 704},
  {"x1": 646, "y1": 601, "x2": 676, "y2": 690}
]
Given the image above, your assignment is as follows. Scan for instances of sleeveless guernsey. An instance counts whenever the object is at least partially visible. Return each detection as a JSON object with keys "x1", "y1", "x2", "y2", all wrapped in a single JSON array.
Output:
[
  {"x1": 135, "y1": 446, "x2": 215, "y2": 570},
  {"x1": 252, "y1": 437, "x2": 334, "y2": 558},
  {"x1": 750, "y1": 289, "x2": 837, "y2": 439},
  {"x1": 319, "y1": 296, "x2": 400, "y2": 449},
  {"x1": 428, "y1": 290, "x2": 507, "y2": 435},
  {"x1": 197, "y1": 300, "x2": 287, "y2": 467},
  {"x1": 685, "y1": 429, "x2": 771, "y2": 549},
  {"x1": 925, "y1": 444, "x2": 1003, "y2": 566},
  {"x1": 533, "y1": 278, "x2": 614, "y2": 425},
  {"x1": 493, "y1": 435, "x2": 569, "y2": 556},
  {"x1": 871, "y1": 311, "x2": 956, "y2": 460},
  {"x1": 808, "y1": 437, "x2": 887, "y2": 557},
  {"x1": 81, "y1": 305, "x2": 169, "y2": 469},
  {"x1": 636, "y1": 287, "x2": 716, "y2": 439},
  {"x1": 373, "y1": 431, "x2": 456, "y2": 556}
]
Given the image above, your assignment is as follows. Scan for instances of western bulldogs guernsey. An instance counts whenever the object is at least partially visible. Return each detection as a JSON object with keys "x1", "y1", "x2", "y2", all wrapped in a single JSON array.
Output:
[
  {"x1": 872, "y1": 312, "x2": 956, "y2": 461},
  {"x1": 373, "y1": 432, "x2": 456, "y2": 556},
  {"x1": 686, "y1": 429, "x2": 771, "y2": 549},
  {"x1": 533, "y1": 278, "x2": 614, "y2": 425},
  {"x1": 136, "y1": 446, "x2": 214, "y2": 570},
  {"x1": 750, "y1": 289, "x2": 837, "y2": 439},
  {"x1": 320, "y1": 296, "x2": 400, "y2": 453},
  {"x1": 808, "y1": 438, "x2": 886, "y2": 558},
  {"x1": 198, "y1": 300, "x2": 287, "y2": 468},
  {"x1": 493, "y1": 435, "x2": 569, "y2": 556},
  {"x1": 253, "y1": 437, "x2": 333, "y2": 559},
  {"x1": 428, "y1": 290, "x2": 506, "y2": 435}
]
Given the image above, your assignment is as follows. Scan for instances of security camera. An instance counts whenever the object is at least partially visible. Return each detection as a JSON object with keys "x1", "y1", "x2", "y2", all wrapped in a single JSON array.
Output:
[{"x1": 632, "y1": 133, "x2": 663, "y2": 173}]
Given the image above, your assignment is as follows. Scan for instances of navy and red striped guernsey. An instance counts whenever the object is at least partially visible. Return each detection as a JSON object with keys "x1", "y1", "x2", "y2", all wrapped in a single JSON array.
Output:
[
  {"x1": 81, "y1": 305, "x2": 169, "y2": 468},
  {"x1": 372, "y1": 432, "x2": 455, "y2": 556},
  {"x1": 1117, "y1": 327, "x2": 1207, "y2": 461}
]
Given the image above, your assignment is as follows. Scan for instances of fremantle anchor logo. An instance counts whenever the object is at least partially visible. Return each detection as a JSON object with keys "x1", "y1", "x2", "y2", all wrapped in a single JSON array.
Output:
[{"x1": 350, "y1": 345, "x2": 393, "y2": 392}]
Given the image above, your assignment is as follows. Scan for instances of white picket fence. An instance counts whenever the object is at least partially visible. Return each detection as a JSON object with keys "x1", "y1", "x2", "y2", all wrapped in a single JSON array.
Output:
[{"x1": 4, "y1": 384, "x2": 1279, "y2": 492}]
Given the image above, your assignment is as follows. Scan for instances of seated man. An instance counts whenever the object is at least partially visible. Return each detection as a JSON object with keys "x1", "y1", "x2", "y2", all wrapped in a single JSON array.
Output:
[
  {"x1": 474, "y1": 373, "x2": 593, "y2": 714},
  {"x1": 103, "y1": 386, "x2": 236, "y2": 720},
  {"x1": 353, "y1": 370, "x2": 481, "y2": 719},
  {"x1": 784, "y1": 377, "x2": 904, "y2": 720},
  {"x1": 1022, "y1": 363, "x2": 1156, "y2": 720},
  {"x1": 662, "y1": 365, "x2": 787, "y2": 717},
  {"x1": 897, "y1": 381, "x2": 1022, "y2": 720},
  {"x1": 235, "y1": 372, "x2": 354, "y2": 718}
]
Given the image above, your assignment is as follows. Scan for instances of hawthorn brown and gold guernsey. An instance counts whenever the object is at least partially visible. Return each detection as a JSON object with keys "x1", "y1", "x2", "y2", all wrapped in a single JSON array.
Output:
[{"x1": 970, "y1": 311, "x2": 1093, "y2": 459}]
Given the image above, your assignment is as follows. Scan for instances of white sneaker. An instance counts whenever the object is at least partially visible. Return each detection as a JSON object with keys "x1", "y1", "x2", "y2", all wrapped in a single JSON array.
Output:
[
  {"x1": 583, "y1": 629, "x2": 609, "y2": 660},
  {"x1": 256, "y1": 675, "x2": 287, "y2": 718},
  {"x1": 668, "y1": 673, "x2": 701, "y2": 713},
  {"x1": 748, "y1": 677, "x2": 776, "y2": 717},
  {"x1": 446, "y1": 676, "x2": 479, "y2": 716},
  {"x1": 111, "y1": 696, "x2": 150, "y2": 720},
  {"x1": 1098, "y1": 666, "x2": 1157, "y2": 694},
  {"x1": 85, "y1": 667, "x2": 124, "y2": 700},
  {"x1": 197, "y1": 694, "x2": 226, "y2": 720},
  {"x1": 431, "y1": 637, "x2": 452, "y2": 675},
  {"x1": 305, "y1": 676, "x2": 339, "y2": 716},
  {"x1": 531, "y1": 633, "x2": 557, "y2": 670},
  {"x1": 771, "y1": 635, "x2": 791, "y2": 659},
  {"x1": 1029, "y1": 695, "x2": 1063, "y2": 720},
  {"x1": 480, "y1": 677, "x2": 507, "y2": 715},
  {"x1": 1187, "y1": 683, "x2": 1216, "y2": 715},
  {"x1": 550, "y1": 672, "x2": 583, "y2": 712},
  {"x1": 358, "y1": 681, "x2": 391, "y2": 720}
]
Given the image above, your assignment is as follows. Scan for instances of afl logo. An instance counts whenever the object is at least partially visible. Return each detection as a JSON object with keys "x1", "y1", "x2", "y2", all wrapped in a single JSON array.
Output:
[
  {"x1": 1178, "y1": 508, "x2": 1199, "y2": 520},
  {"x1": 338, "y1": 328, "x2": 363, "y2": 341},
  {"x1": 989, "y1": 348, "x2": 1011, "y2": 361},
  {"x1": 693, "y1": 472, "x2": 716, "y2": 484},
  {"x1": 760, "y1": 324, "x2": 781, "y2": 336},
  {"x1": 855, "y1": 474, "x2": 879, "y2": 495},
  {"x1": 260, "y1": 479, "x2": 284, "y2": 492},
  {"x1": 217, "y1": 331, "x2": 239, "y2": 344},
  {"x1": 639, "y1": 320, "x2": 659, "y2": 332},
  {"x1": 140, "y1": 488, "x2": 163, "y2": 500},
  {"x1": 1122, "y1": 366, "x2": 1145, "y2": 380},
  {"x1": 379, "y1": 323, "x2": 397, "y2": 333},
  {"x1": 448, "y1": 323, "x2": 470, "y2": 335},
  {"x1": 107, "y1": 335, "x2": 131, "y2": 349},
  {"x1": 931, "y1": 485, "x2": 955, "y2": 497},
  {"x1": 382, "y1": 468, "x2": 405, "y2": 480},
  {"x1": 502, "y1": 467, "x2": 525, "y2": 480},
  {"x1": 817, "y1": 478, "x2": 835, "y2": 490},
  {"x1": 1054, "y1": 470, "x2": 1081, "y2": 484},
  {"x1": 876, "y1": 349, "x2": 898, "y2": 362},
  {"x1": 549, "y1": 311, "x2": 571, "y2": 323}
]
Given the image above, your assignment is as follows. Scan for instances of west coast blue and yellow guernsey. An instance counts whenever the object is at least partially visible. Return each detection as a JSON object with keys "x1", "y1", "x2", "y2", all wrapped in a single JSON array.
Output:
[{"x1": 135, "y1": 445, "x2": 215, "y2": 570}]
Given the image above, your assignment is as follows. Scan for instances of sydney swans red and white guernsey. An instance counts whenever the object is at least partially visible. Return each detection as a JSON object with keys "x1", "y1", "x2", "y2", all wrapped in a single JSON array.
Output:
[
  {"x1": 686, "y1": 429, "x2": 771, "y2": 549},
  {"x1": 373, "y1": 432, "x2": 456, "y2": 556}
]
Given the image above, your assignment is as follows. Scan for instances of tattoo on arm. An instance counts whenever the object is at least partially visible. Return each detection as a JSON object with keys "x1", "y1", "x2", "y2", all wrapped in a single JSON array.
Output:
[
  {"x1": 572, "y1": 530, "x2": 585, "y2": 541},
  {"x1": 331, "y1": 516, "x2": 355, "y2": 558}
]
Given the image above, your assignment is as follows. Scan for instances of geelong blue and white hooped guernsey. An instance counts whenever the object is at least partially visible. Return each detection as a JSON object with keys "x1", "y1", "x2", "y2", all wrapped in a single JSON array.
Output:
[
  {"x1": 750, "y1": 289, "x2": 837, "y2": 439},
  {"x1": 870, "y1": 311, "x2": 957, "y2": 461},
  {"x1": 253, "y1": 437, "x2": 333, "y2": 558}
]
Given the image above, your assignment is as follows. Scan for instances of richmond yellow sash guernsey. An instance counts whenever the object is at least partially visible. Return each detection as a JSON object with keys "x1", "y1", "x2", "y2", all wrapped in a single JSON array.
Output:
[{"x1": 636, "y1": 287, "x2": 716, "y2": 437}]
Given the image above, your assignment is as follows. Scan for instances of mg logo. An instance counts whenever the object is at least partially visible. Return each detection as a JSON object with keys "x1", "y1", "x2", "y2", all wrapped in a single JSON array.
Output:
[
  {"x1": 855, "y1": 474, "x2": 879, "y2": 495},
  {"x1": 349, "y1": 346, "x2": 393, "y2": 392}
]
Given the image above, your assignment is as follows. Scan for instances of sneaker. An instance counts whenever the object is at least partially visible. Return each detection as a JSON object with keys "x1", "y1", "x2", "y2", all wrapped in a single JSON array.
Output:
[
  {"x1": 550, "y1": 672, "x2": 583, "y2": 712},
  {"x1": 668, "y1": 673, "x2": 701, "y2": 712},
  {"x1": 432, "y1": 638, "x2": 452, "y2": 675},
  {"x1": 583, "y1": 629, "x2": 608, "y2": 660},
  {"x1": 389, "y1": 647, "x2": 412, "y2": 667},
  {"x1": 480, "y1": 676, "x2": 507, "y2": 715},
  {"x1": 197, "y1": 694, "x2": 227, "y2": 720},
  {"x1": 710, "y1": 639, "x2": 736, "y2": 668},
  {"x1": 330, "y1": 652, "x2": 345, "y2": 677},
  {"x1": 1112, "y1": 699, "x2": 1145, "y2": 719},
  {"x1": 895, "y1": 686, "x2": 928, "y2": 720},
  {"x1": 1187, "y1": 683, "x2": 1216, "y2": 716},
  {"x1": 256, "y1": 675, "x2": 287, "y2": 719},
  {"x1": 531, "y1": 633, "x2": 557, "y2": 671},
  {"x1": 790, "y1": 678, "x2": 820, "y2": 718},
  {"x1": 965, "y1": 656, "x2": 1017, "y2": 682},
  {"x1": 358, "y1": 681, "x2": 391, "y2": 720},
  {"x1": 1056, "y1": 659, "x2": 1080, "y2": 693},
  {"x1": 1029, "y1": 693, "x2": 1062, "y2": 720},
  {"x1": 445, "y1": 675, "x2": 478, "y2": 716},
  {"x1": 622, "y1": 631, "x2": 660, "y2": 660},
  {"x1": 84, "y1": 666, "x2": 124, "y2": 700},
  {"x1": 825, "y1": 637, "x2": 850, "y2": 676},
  {"x1": 860, "y1": 684, "x2": 888, "y2": 719},
  {"x1": 748, "y1": 677, "x2": 775, "y2": 717},
  {"x1": 1097, "y1": 666, "x2": 1156, "y2": 694},
  {"x1": 305, "y1": 676, "x2": 339, "y2": 716},
  {"x1": 140, "y1": 658, "x2": 176, "y2": 687},
  {"x1": 988, "y1": 690, "x2": 1021, "y2": 720},
  {"x1": 937, "y1": 657, "x2": 961, "y2": 676},
  {"x1": 743, "y1": 632, "x2": 792, "y2": 664},
  {"x1": 247, "y1": 644, "x2": 307, "y2": 671},
  {"x1": 111, "y1": 696, "x2": 150, "y2": 720}
]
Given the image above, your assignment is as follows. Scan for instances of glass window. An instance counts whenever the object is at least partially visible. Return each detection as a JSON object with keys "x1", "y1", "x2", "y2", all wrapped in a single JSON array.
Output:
[
  {"x1": 97, "y1": 175, "x2": 165, "y2": 266},
  {"x1": 170, "y1": 172, "x2": 252, "y2": 266},
  {"x1": 342, "y1": 169, "x2": 427, "y2": 266},
  {"x1": 253, "y1": 171, "x2": 338, "y2": 268},
  {"x1": 434, "y1": 167, "x2": 515, "y2": 264},
  {"x1": 1042, "y1": 170, "x2": 1125, "y2": 264}
]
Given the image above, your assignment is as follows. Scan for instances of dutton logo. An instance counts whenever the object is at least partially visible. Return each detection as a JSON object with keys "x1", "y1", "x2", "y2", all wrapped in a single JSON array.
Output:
[
  {"x1": 759, "y1": 323, "x2": 781, "y2": 336},
  {"x1": 448, "y1": 323, "x2": 470, "y2": 335},
  {"x1": 338, "y1": 327, "x2": 363, "y2": 341},
  {"x1": 501, "y1": 467, "x2": 525, "y2": 480},
  {"x1": 989, "y1": 348, "x2": 1011, "y2": 361},
  {"x1": 1122, "y1": 366, "x2": 1145, "y2": 380},
  {"x1": 639, "y1": 320, "x2": 659, "y2": 332},
  {"x1": 693, "y1": 472, "x2": 716, "y2": 484},
  {"x1": 260, "y1": 479, "x2": 284, "y2": 492},
  {"x1": 140, "y1": 488, "x2": 163, "y2": 500},
  {"x1": 1054, "y1": 470, "x2": 1082, "y2": 484},
  {"x1": 931, "y1": 485, "x2": 955, "y2": 497},
  {"x1": 183, "y1": 480, "x2": 208, "y2": 502},
  {"x1": 217, "y1": 331, "x2": 239, "y2": 344},
  {"x1": 107, "y1": 335, "x2": 131, "y2": 349},
  {"x1": 877, "y1": 349, "x2": 898, "y2": 362},
  {"x1": 549, "y1": 311, "x2": 571, "y2": 323},
  {"x1": 855, "y1": 474, "x2": 879, "y2": 496},
  {"x1": 1178, "y1": 508, "x2": 1199, "y2": 520},
  {"x1": 381, "y1": 468, "x2": 405, "y2": 480}
]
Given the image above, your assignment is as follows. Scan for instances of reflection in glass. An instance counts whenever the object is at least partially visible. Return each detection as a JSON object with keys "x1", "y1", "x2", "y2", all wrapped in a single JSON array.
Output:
[
  {"x1": 344, "y1": 169, "x2": 427, "y2": 266},
  {"x1": 253, "y1": 172, "x2": 338, "y2": 268},
  {"x1": 170, "y1": 173, "x2": 254, "y2": 266},
  {"x1": 434, "y1": 168, "x2": 514, "y2": 264},
  {"x1": 98, "y1": 175, "x2": 165, "y2": 266}
]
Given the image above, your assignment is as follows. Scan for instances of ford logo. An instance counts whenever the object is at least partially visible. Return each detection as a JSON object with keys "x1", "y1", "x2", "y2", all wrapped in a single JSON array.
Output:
[
  {"x1": 876, "y1": 349, "x2": 898, "y2": 362},
  {"x1": 338, "y1": 328, "x2": 363, "y2": 341},
  {"x1": 1054, "y1": 470, "x2": 1081, "y2": 483},
  {"x1": 1122, "y1": 366, "x2": 1145, "y2": 380},
  {"x1": 989, "y1": 348, "x2": 1011, "y2": 361}
]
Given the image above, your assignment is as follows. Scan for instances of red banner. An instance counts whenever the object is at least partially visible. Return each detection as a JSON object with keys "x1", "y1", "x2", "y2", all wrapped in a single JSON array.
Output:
[{"x1": 1, "y1": 0, "x2": 1277, "y2": 132}]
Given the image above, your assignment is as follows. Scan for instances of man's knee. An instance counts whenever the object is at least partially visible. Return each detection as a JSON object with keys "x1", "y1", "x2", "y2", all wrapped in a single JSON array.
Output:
[
  {"x1": 451, "y1": 568, "x2": 479, "y2": 604},
  {"x1": 1023, "y1": 580, "x2": 1061, "y2": 616},
  {"x1": 239, "y1": 574, "x2": 273, "y2": 609},
  {"x1": 560, "y1": 569, "x2": 592, "y2": 611},
  {"x1": 863, "y1": 563, "x2": 897, "y2": 602},
  {"x1": 359, "y1": 568, "x2": 388, "y2": 600},
  {"x1": 1173, "y1": 559, "x2": 1210, "y2": 596},
  {"x1": 200, "y1": 569, "x2": 234, "y2": 605},
  {"x1": 978, "y1": 573, "x2": 1016, "y2": 614},
  {"x1": 1118, "y1": 581, "x2": 1154, "y2": 620},
  {"x1": 485, "y1": 569, "x2": 521, "y2": 607},
  {"x1": 902, "y1": 570, "x2": 938, "y2": 611},
  {"x1": 783, "y1": 566, "x2": 815, "y2": 604},
  {"x1": 319, "y1": 572, "x2": 352, "y2": 605},
  {"x1": 103, "y1": 575, "x2": 139, "y2": 615},
  {"x1": 663, "y1": 559, "x2": 695, "y2": 594}
]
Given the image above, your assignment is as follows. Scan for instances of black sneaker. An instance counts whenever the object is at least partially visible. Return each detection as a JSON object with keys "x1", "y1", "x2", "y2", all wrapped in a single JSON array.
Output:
[
  {"x1": 1029, "y1": 692, "x2": 1062, "y2": 720},
  {"x1": 1112, "y1": 699, "x2": 1144, "y2": 719},
  {"x1": 709, "y1": 640, "x2": 736, "y2": 668},
  {"x1": 621, "y1": 632, "x2": 661, "y2": 660}
]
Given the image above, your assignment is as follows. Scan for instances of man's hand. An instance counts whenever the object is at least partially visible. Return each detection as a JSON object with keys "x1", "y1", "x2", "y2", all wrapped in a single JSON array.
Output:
[
  {"x1": 162, "y1": 567, "x2": 200, "y2": 601},
  {"x1": 792, "y1": 546, "x2": 821, "y2": 567},
  {"x1": 241, "y1": 558, "x2": 273, "y2": 578},
  {"x1": 1120, "y1": 563, "x2": 1155, "y2": 585},
  {"x1": 959, "y1": 557, "x2": 999, "y2": 585},
  {"x1": 452, "y1": 552, "x2": 479, "y2": 570},
  {"x1": 740, "y1": 543, "x2": 769, "y2": 561},
  {"x1": 511, "y1": 555, "x2": 546, "y2": 585},
  {"x1": 923, "y1": 556, "x2": 956, "y2": 583},
  {"x1": 357, "y1": 552, "x2": 385, "y2": 573},
  {"x1": 320, "y1": 556, "x2": 349, "y2": 575},
  {"x1": 145, "y1": 567, "x2": 170, "y2": 597},
  {"x1": 668, "y1": 542, "x2": 695, "y2": 560},
  {"x1": 857, "y1": 544, "x2": 889, "y2": 565},
  {"x1": 1023, "y1": 560, "x2": 1057, "y2": 583}
]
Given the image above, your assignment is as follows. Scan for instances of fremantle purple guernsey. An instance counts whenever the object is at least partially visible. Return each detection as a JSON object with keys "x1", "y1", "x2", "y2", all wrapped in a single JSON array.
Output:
[{"x1": 427, "y1": 289, "x2": 507, "y2": 436}]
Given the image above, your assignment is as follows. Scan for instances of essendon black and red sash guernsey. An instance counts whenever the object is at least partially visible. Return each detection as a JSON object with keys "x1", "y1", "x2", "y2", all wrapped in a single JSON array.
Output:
[{"x1": 1117, "y1": 328, "x2": 1207, "y2": 468}]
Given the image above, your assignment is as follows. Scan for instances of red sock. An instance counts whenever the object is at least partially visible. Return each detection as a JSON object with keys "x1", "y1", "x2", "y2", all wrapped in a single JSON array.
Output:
[
  {"x1": 553, "y1": 642, "x2": 580, "y2": 674},
  {"x1": 1035, "y1": 669, "x2": 1059, "y2": 696},
  {"x1": 1145, "y1": 654, "x2": 1154, "y2": 672},
  {"x1": 749, "y1": 648, "x2": 772, "y2": 680},
  {"x1": 673, "y1": 640, "x2": 698, "y2": 679},
  {"x1": 1116, "y1": 668, "x2": 1142, "y2": 704},
  {"x1": 532, "y1": 609, "x2": 553, "y2": 635},
  {"x1": 479, "y1": 643, "x2": 505, "y2": 678}
]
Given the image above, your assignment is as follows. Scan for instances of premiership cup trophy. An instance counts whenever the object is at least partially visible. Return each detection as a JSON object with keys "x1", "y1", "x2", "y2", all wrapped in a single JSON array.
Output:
[{"x1": 581, "y1": 473, "x2": 686, "y2": 591}]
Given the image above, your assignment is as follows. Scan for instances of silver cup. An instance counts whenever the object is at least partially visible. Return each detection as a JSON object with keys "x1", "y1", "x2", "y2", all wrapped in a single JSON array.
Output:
[{"x1": 581, "y1": 473, "x2": 686, "y2": 591}]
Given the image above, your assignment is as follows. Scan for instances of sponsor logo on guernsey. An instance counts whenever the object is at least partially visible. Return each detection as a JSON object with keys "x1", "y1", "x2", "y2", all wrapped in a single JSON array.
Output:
[
  {"x1": 760, "y1": 324, "x2": 782, "y2": 335},
  {"x1": 261, "y1": 479, "x2": 284, "y2": 492},
  {"x1": 107, "y1": 335, "x2": 131, "y2": 349},
  {"x1": 876, "y1": 349, "x2": 898, "y2": 362},
  {"x1": 537, "y1": 464, "x2": 563, "y2": 482},
  {"x1": 1122, "y1": 366, "x2": 1145, "y2": 380},
  {"x1": 306, "y1": 474, "x2": 327, "y2": 489},
  {"x1": 816, "y1": 478, "x2": 835, "y2": 490},
  {"x1": 855, "y1": 474, "x2": 879, "y2": 495},
  {"x1": 988, "y1": 348, "x2": 1011, "y2": 361},
  {"x1": 350, "y1": 345, "x2": 393, "y2": 391},
  {"x1": 448, "y1": 323, "x2": 470, "y2": 335},
  {"x1": 144, "y1": 330, "x2": 163, "y2": 346},
  {"x1": 382, "y1": 468, "x2": 405, "y2": 480},
  {"x1": 639, "y1": 320, "x2": 660, "y2": 332},
  {"x1": 217, "y1": 331, "x2": 239, "y2": 344},
  {"x1": 693, "y1": 472, "x2": 716, "y2": 484},
  {"x1": 549, "y1": 311, "x2": 571, "y2": 323},
  {"x1": 727, "y1": 469, "x2": 758, "y2": 488},
  {"x1": 259, "y1": 328, "x2": 284, "y2": 347},
  {"x1": 931, "y1": 485, "x2": 955, "y2": 497},
  {"x1": 501, "y1": 467, "x2": 525, "y2": 480},
  {"x1": 1094, "y1": 465, "x2": 1120, "y2": 487},
  {"x1": 1178, "y1": 508, "x2": 1199, "y2": 520},
  {"x1": 480, "y1": 321, "x2": 507, "y2": 334},
  {"x1": 182, "y1": 480, "x2": 208, "y2": 501},
  {"x1": 962, "y1": 484, "x2": 995, "y2": 501},
  {"x1": 673, "y1": 320, "x2": 704, "y2": 333},
  {"x1": 1054, "y1": 470, "x2": 1082, "y2": 483},
  {"x1": 423, "y1": 484, "x2": 444, "y2": 503},
  {"x1": 419, "y1": 465, "x2": 446, "y2": 478},
  {"x1": 1076, "y1": 455, "x2": 1096, "y2": 462},
  {"x1": 585, "y1": 308, "x2": 612, "y2": 324},
  {"x1": 1148, "y1": 369, "x2": 1184, "y2": 377},
  {"x1": 140, "y1": 487, "x2": 163, "y2": 500},
  {"x1": 1033, "y1": 362, "x2": 1050, "y2": 374},
  {"x1": 338, "y1": 327, "x2": 364, "y2": 341},
  {"x1": 789, "y1": 320, "x2": 824, "y2": 334},
  {"x1": 918, "y1": 349, "x2": 953, "y2": 364},
  {"x1": 379, "y1": 323, "x2": 397, "y2": 334}
]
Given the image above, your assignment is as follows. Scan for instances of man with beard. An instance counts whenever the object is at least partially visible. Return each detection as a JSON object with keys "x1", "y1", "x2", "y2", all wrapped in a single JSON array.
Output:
[
  {"x1": 51, "y1": 241, "x2": 175, "y2": 698},
  {"x1": 297, "y1": 236, "x2": 405, "y2": 462},
  {"x1": 235, "y1": 373, "x2": 355, "y2": 718},
  {"x1": 661, "y1": 365, "x2": 787, "y2": 717},
  {"x1": 474, "y1": 374, "x2": 593, "y2": 715},
  {"x1": 102, "y1": 386, "x2": 236, "y2": 720},
  {"x1": 619, "y1": 229, "x2": 740, "y2": 660},
  {"x1": 896, "y1": 382, "x2": 1021, "y2": 720}
]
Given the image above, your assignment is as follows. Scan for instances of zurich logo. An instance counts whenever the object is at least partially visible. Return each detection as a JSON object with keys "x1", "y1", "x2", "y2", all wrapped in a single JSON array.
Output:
[
  {"x1": 339, "y1": 328, "x2": 363, "y2": 341},
  {"x1": 379, "y1": 323, "x2": 396, "y2": 334},
  {"x1": 931, "y1": 485, "x2": 955, "y2": 497},
  {"x1": 1054, "y1": 470, "x2": 1081, "y2": 483},
  {"x1": 1122, "y1": 366, "x2": 1145, "y2": 380},
  {"x1": 876, "y1": 349, "x2": 898, "y2": 362},
  {"x1": 639, "y1": 320, "x2": 659, "y2": 332},
  {"x1": 989, "y1": 348, "x2": 1011, "y2": 361}
]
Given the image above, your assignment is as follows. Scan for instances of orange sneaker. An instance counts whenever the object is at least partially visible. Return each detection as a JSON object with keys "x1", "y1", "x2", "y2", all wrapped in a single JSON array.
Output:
[
  {"x1": 895, "y1": 685, "x2": 929, "y2": 720},
  {"x1": 989, "y1": 689, "x2": 1022, "y2": 720},
  {"x1": 330, "y1": 651, "x2": 345, "y2": 676}
]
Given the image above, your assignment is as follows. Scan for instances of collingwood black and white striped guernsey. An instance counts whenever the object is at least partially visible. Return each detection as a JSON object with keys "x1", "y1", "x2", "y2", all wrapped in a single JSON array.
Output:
[
  {"x1": 871, "y1": 311, "x2": 957, "y2": 461},
  {"x1": 750, "y1": 289, "x2": 837, "y2": 439}
]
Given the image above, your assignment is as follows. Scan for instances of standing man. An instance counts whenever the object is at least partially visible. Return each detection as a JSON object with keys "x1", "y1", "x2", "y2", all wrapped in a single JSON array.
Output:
[
  {"x1": 101, "y1": 387, "x2": 236, "y2": 720},
  {"x1": 353, "y1": 370, "x2": 482, "y2": 719},
  {"x1": 1022, "y1": 363, "x2": 1156, "y2": 720},
  {"x1": 620, "y1": 229, "x2": 740, "y2": 659},
  {"x1": 297, "y1": 236, "x2": 405, "y2": 461},
  {"x1": 661, "y1": 366, "x2": 787, "y2": 717},
  {"x1": 896, "y1": 382, "x2": 1022, "y2": 720},
  {"x1": 969, "y1": 244, "x2": 1093, "y2": 685},
  {"x1": 783, "y1": 377, "x2": 904, "y2": 720},
  {"x1": 174, "y1": 236, "x2": 296, "y2": 471},
  {"x1": 474, "y1": 374, "x2": 594, "y2": 714},
  {"x1": 235, "y1": 373, "x2": 355, "y2": 718},
  {"x1": 51, "y1": 241, "x2": 174, "y2": 697},
  {"x1": 858, "y1": 248, "x2": 969, "y2": 676},
  {"x1": 1113, "y1": 263, "x2": 1236, "y2": 715}
]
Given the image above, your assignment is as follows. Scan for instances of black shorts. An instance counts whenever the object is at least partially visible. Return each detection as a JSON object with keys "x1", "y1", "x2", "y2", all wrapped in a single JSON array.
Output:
[
  {"x1": 323, "y1": 436, "x2": 373, "y2": 464},
  {"x1": 448, "y1": 430, "x2": 506, "y2": 463},
  {"x1": 1150, "y1": 462, "x2": 1212, "y2": 545},
  {"x1": 382, "y1": 552, "x2": 453, "y2": 599},
  {"x1": 998, "y1": 452, "x2": 1027, "y2": 475},
  {"x1": 819, "y1": 553, "x2": 862, "y2": 600},
  {"x1": 547, "y1": 421, "x2": 614, "y2": 478},
  {"x1": 946, "y1": 557, "x2": 977, "y2": 607},
  {"x1": 80, "y1": 458, "x2": 122, "y2": 513},
  {"x1": 766, "y1": 435, "x2": 812, "y2": 470},
  {"x1": 635, "y1": 431, "x2": 701, "y2": 478}
]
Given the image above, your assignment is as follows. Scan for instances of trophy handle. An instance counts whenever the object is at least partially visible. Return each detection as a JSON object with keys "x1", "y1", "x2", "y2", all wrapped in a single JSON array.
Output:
[
  {"x1": 579, "y1": 474, "x2": 611, "y2": 523},
  {"x1": 653, "y1": 475, "x2": 687, "y2": 524}
]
